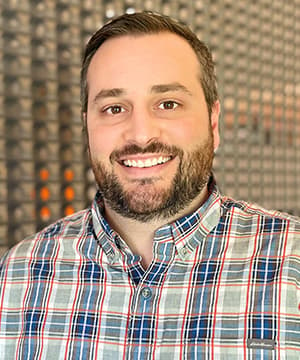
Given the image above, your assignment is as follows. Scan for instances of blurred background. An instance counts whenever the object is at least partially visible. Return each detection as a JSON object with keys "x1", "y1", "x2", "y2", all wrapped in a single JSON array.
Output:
[{"x1": 0, "y1": 0, "x2": 300, "y2": 255}]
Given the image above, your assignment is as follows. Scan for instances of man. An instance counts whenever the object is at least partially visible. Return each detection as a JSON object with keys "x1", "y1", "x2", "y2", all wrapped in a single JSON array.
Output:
[{"x1": 0, "y1": 11, "x2": 299, "y2": 359}]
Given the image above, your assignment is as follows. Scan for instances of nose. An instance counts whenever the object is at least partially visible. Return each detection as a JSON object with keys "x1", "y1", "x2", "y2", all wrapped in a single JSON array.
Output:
[{"x1": 123, "y1": 107, "x2": 161, "y2": 146}]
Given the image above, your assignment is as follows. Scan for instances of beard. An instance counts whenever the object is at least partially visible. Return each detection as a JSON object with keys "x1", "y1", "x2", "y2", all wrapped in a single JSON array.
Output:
[{"x1": 89, "y1": 130, "x2": 214, "y2": 222}]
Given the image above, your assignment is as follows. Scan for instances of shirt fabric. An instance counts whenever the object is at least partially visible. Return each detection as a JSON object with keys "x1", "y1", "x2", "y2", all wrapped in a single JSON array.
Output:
[{"x1": 0, "y1": 182, "x2": 299, "y2": 359}]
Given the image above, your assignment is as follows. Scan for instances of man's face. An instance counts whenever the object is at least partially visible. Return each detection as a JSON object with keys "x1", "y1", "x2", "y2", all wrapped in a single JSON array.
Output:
[{"x1": 86, "y1": 32, "x2": 220, "y2": 221}]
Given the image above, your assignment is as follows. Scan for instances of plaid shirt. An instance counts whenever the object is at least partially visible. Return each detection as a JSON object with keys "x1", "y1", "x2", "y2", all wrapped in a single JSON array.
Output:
[{"x1": 0, "y1": 183, "x2": 299, "y2": 359}]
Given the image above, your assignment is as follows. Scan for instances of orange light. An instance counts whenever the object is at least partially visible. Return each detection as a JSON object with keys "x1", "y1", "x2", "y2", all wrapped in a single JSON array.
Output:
[
  {"x1": 64, "y1": 205, "x2": 75, "y2": 216},
  {"x1": 39, "y1": 168, "x2": 49, "y2": 181},
  {"x1": 40, "y1": 187, "x2": 50, "y2": 201},
  {"x1": 40, "y1": 206, "x2": 51, "y2": 221},
  {"x1": 64, "y1": 168, "x2": 74, "y2": 182},
  {"x1": 64, "y1": 186, "x2": 75, "y2": 201}
]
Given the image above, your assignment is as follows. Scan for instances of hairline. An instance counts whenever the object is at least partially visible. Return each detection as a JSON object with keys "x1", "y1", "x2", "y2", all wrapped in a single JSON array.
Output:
[{"x1": 83, "y1": 31, "x2": 207, "y2": 113}]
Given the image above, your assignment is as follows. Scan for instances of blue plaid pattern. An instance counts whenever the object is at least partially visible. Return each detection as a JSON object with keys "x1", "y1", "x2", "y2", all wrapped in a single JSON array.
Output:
[{"x1": 0, "y1": 183, "x2": 299, "y2": 359}]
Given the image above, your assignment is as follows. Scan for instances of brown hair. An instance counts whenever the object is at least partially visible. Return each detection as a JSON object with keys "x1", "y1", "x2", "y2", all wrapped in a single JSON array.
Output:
[{"x1": 81, "y1": 11, "x2": 218, "y2": 116}]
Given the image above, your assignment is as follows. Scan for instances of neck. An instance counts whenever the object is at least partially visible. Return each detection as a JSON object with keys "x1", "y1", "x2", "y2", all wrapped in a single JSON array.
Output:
[{"x1": 103, "y1": 185, "x2": 209, "y2": 269}]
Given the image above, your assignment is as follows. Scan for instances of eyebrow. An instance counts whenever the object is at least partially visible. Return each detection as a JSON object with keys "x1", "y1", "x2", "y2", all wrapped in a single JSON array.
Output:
[
  {"x1": 150, "y1": 82, "x2": 192, "y2": 96},
  {"x1": 92, "y1": 88, "x2": 126, "y2": 104},
  {"x1": 92, "y1": 82, "x2": 192, "y2": 104}
]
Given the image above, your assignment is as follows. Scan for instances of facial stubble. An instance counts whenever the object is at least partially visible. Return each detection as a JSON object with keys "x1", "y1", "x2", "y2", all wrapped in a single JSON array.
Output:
[{"x1": 89, "y1": 129, "x2": 214, "y2": 222}]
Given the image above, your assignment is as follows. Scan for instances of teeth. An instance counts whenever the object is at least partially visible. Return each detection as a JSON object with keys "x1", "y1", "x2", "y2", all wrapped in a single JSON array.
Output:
[
  {"x1": 123, "y1": 156, "x2": 171, "y2": 168},
  {"x1": 145, "y1": 159, "x2": 152, "y2": 167}
]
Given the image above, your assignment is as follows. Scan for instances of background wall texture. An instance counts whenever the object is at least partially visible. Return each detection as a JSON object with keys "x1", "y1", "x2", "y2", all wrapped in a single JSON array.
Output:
[{"x1": 1, "y1": 0, "x2": 300, "y2": 254}]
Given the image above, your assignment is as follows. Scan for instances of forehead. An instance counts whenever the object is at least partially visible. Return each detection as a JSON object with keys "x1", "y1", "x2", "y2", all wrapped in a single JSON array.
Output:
[{"x1": 86, "y1": 32, "x2": 201, "y2": 90}]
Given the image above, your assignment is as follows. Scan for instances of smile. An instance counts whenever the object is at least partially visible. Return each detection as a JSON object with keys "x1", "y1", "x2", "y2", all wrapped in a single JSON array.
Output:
[{"x1": 122, "y1": 156, "x2": 172, "y2": 168}]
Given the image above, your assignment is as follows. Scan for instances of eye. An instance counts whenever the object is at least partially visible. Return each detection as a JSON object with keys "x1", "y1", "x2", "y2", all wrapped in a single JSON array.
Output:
[
  {"x1": 103, "y1": 105, "x2": 125, "y2": 115},
  {"x1": 158, "y1": 101, "x2": 179, "y2": 110}
]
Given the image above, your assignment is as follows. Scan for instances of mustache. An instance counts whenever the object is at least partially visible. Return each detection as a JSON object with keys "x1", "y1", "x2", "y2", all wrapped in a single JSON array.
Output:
[{"x1": 110, "y1": 142, "x2": 183, "y2": 162}]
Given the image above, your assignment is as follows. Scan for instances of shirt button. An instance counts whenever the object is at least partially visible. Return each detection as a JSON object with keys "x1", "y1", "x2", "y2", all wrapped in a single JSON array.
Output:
[
  {"x1": 112, "y1": 252, "x2": 119, "y2": 263},
  {"x1": 179, "y1": 247, "x2": 188, "y2": 258},
  {"x1": 141, "y1": 287, "x2": 152, "y2": 299}
]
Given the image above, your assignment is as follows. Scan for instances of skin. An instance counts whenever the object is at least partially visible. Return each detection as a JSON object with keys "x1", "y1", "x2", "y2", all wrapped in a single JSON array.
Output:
[{"x1": 85, "y1": 32, "x2": 220, "y2": 268}]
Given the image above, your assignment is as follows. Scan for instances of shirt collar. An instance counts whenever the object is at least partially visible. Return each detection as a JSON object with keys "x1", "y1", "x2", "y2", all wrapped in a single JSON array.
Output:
[
  {"x1": 91, "y1": 178, "x2": 221, "y2": 263},
  {"x1": 91, "y1": 192, "x2": 119, "y2": 263},
  {"x1": 169, "y1": 179, "x2": 221, "y2": 260}
]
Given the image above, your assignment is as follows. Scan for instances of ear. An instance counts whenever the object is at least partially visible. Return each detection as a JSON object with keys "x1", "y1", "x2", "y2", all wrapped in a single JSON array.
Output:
[
  {"x1": 82, "y1": 112, "x2": 87, "y2": 128},
  {"x1": 82, "y1": 112, "x2": 90, "y2": 149},
  {"x1": 210, "y1": 100, "x2": 220, "y2": 152},
  {"x1": 82, "y1": 112, "x2": 88, "y2": 136}
]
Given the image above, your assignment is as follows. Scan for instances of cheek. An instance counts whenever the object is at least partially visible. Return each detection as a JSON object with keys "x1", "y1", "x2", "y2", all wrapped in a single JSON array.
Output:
[
  {"x1": 169, "y1": 122, "x2": 207, "y2": 149},
  {"x1": 88, "y1": 128, "x2": 107, "y2": 154},
  {"x1": 87, "y1": 126, "x2": 121, "y2": 162}
]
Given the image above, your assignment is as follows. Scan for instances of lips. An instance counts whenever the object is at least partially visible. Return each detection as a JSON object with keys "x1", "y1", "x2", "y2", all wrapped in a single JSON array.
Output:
[
  {"x1": 111, "y1": 143, "x2": 180, "y2": 172},
  {"x1": 122, "y1": 156, "x2": 172, "y2": 168}
]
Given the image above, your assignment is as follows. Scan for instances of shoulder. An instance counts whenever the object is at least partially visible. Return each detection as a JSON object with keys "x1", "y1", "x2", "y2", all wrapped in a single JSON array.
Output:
[
  {"x1": 0, "y1": 208, "x2": 92, "y2": 269},
  {"x1": 220, "y1": 195, "x2": 300, "y2": 225},
  {"x1": 218, "y1": 195, "x2": 300, "y2": 248},
  {"x1": 217, "y1": 195, "x2": 300, "y2": 274}
]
